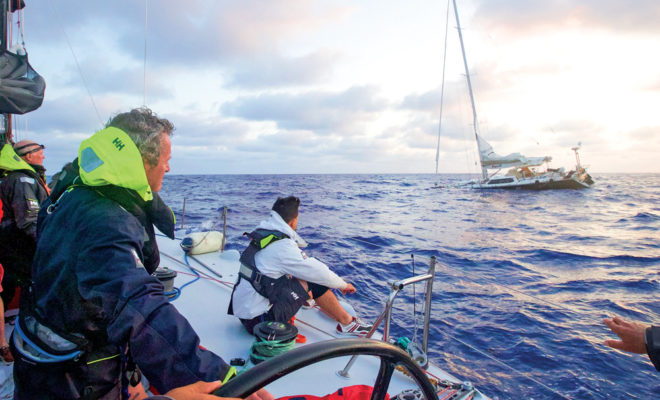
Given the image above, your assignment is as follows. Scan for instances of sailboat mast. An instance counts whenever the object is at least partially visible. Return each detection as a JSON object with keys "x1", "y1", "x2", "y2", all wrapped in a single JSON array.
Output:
[
  {"x1": 452, "y1": 0, "x2": 486, "y2": 179},
  {"x1": 0, "y1": 0, "x2": 11, "y2": 144}
]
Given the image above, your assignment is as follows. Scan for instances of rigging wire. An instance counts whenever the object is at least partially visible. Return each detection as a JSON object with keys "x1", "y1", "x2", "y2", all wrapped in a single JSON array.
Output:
[
  {"x1": 434, "y1": 0, "x2": 451, "y2": 177},
  {"x1": 345, "y1": 235, "x2": 605, "y2": 398},
  {"x1": 143, "y1": 0, "x2": 148, "y2": 106},
  {"x1": 46, "y1": 0, "x2": 103, "y2": 124},
  {"x1": 346, "y1": 236, "x2": 583, "y2": 318},
  {"x1": 434, "y1": 322, "x2": 571, "y2": 400}
]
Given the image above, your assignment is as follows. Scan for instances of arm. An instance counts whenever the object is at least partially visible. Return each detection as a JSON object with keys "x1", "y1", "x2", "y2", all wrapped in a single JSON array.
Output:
[
  {"x1": 76, "y1": 221, "x2": 231, "y2": 394},
  {"x1": 266, "y1": 240, "x2": 348, "y2": 290},
  {"x1": 8, "y1": 174, "x2": 41, "y2": 238}
]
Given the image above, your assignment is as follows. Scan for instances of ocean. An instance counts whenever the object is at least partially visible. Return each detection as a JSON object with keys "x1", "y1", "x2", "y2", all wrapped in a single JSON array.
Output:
[{"x1": 159, "y1": 173, "x2": 660, "y2": 400}]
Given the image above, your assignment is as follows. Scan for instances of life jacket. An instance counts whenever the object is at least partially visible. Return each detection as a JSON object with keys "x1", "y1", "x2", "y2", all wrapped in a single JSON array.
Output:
[{"x1": 227, "y1": 229, "x2": 289, "y2": 315}]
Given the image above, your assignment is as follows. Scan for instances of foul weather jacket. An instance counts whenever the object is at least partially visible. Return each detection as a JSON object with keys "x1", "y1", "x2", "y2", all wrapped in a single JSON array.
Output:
[
  {"x1": 13, "y1": 185, "x2": 231, "y2": 399},
  {"x1": 0, "y1": 147, "x2": 49, "y2": 303},
  {"x1": 12, "y1": 127, "x2": 231, "y2": 399},
  {"x1": 0, "y1": 166, "x2": 48, "y2": 239}
]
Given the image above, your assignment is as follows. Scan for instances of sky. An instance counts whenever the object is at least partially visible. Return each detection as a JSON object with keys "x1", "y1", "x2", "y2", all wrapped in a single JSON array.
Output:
[{"x1": 7, "y1": 0, "x2": 660, "y2": 174}]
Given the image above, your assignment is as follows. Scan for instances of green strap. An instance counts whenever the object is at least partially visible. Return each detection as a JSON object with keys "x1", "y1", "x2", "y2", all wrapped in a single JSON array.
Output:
[
  {"x1": 86, "y1": 353, "x2": 120, "y2": 365},
  {"x1": 222, "y1": 366, "x2": 237, "y2": 384}
]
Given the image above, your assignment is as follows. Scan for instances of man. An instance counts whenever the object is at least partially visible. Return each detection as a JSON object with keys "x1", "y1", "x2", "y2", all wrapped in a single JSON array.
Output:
[
  {"x1": 0, "y1": 139, "x2": 49, "y2": 308},
  {"x1": 229, "y1": 196, "x2": 372, "y2": 336},
  {"x1": 603, "y1": 316, "x2": 660, "y2": 371},
  {"x1": 11, "y1": 108, "x2": 270, "y2": 400}
]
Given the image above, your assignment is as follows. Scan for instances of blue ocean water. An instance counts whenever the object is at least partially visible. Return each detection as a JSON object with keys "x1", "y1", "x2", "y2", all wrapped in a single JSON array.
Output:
[{"x1": 160, "y1": 173, "x2": 660, "y2": 400}]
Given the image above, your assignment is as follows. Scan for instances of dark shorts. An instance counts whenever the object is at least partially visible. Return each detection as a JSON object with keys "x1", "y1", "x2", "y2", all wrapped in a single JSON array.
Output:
[{"x1": 240, "y1": 280, "x2": 329, "y2": 335}]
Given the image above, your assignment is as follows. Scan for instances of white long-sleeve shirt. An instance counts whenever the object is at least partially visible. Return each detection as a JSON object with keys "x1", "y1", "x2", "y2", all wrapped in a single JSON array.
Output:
[{"x1": 230, "y1": 210, "x2": 348, "y2": 319}]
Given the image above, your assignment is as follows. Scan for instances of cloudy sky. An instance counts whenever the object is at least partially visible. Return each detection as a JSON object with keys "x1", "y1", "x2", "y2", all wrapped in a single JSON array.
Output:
[{"x1": 8, "y1": 0, "x2": 660, "y2": 174}]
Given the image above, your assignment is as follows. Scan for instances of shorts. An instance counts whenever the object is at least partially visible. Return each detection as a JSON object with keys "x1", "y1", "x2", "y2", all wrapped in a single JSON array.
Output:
[{"x1": 240, "y1": 280, "x2": 329, "y2": 334}]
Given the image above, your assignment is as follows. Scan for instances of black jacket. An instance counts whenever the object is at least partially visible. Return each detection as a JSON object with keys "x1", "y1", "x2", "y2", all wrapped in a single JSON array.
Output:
[
  {"x1": 0, "y1": 166, "x2": 48, "y2": 290},
  {"x1": 646, "y1": 326, "x2": 660, "y2": 371},
  {"x1": 0, "y1": 165, "x2": 48, "y2": 238},
  {"x1": 12, "y1": 185, "x2": 231, "y2": 399}
]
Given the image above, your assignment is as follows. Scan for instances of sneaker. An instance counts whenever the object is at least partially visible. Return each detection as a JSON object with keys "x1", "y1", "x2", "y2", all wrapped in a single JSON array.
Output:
[
  {"x1": 336, "y1": 316, "x2": 372, "y2": 337},
  {"x1": 302, "y1": 299, "x2": 316, "y2": 309},
  {"x1": 0, "y1": 345, "x2": 13, "y2": 364}
]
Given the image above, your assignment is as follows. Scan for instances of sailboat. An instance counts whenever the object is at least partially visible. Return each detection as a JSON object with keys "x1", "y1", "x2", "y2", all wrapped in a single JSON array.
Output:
[
  {"x1": 438, "y1": 0, "x2": 594, "y2": 190},
  {"x1": 0, "y1": 2, "x2": 490, "y2": 399}
]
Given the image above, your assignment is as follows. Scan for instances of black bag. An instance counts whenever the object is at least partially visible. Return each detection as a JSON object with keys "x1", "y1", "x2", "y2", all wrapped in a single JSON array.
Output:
[{"x1": 0, "y1": 50, "x2": 45, "y2": 114}]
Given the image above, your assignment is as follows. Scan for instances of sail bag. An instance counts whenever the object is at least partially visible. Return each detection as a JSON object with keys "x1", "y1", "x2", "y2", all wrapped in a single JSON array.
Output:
[{"x1": 0, "y1": 50, "x2": 46, "y2": 114}]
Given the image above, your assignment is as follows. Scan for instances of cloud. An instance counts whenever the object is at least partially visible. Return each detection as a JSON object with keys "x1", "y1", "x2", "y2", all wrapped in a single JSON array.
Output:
[
  {"x1": 627, "y1": 126, "x2": 660, "y2": 142},
  {"x1": 221, "y1": 86, "x2": 390, "y2": 134},
  {"x1": 400, "y1": 89, "x2": 443, "y2": 112},
  {"x1": 226, "y1": 50, "x2": 340, "y2": 89},
  {"x1": 472, "y1": 0, "x2": 660, "y2": 34},
  {"x1": 26, "y1": 0, "x2": 352, "y2": 85}
]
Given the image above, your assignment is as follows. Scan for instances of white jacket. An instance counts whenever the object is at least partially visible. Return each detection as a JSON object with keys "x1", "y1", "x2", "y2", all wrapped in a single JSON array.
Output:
[{"x1": 231, "y1": 210, "x2": 348, "y2": 319}]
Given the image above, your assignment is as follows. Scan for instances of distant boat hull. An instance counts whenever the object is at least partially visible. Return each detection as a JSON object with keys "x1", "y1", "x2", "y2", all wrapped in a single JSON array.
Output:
[{"x1": 470, "y1": 170, "x2": 594, "y2": 190}]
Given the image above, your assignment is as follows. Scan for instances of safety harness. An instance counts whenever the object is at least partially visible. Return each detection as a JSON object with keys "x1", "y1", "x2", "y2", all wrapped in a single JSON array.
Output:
[{"x1": 227, "y1": 229, "x2": 289, "y2": 315}]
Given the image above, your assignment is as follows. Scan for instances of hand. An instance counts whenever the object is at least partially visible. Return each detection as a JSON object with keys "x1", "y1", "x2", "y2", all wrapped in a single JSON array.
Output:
[
  {"x1": 245, "y1": 388, "x2": 275, "y2": 400},
  {"x1": 164, "y1": 381, "x2": 274, "y2": 400},
  {"x1": 128, "y1": 382, "x2": 149, "y2": 400},
  {"x1": 341, "y1": 283, "x2": 356, "y2": 295},
  {"x1": 164, "y1": 381, "x2": 233, "y2": 400},
  {"x1": 603, "y1": 316, "x2": 649, "y2": 354}
]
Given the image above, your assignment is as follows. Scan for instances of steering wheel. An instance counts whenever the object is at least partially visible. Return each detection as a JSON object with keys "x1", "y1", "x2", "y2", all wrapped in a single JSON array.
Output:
[{"x1": 214, "y1": 338, "x2": 438, "y2": 400}]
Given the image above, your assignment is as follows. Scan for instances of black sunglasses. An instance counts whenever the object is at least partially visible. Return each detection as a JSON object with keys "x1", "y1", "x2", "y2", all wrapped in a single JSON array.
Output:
[{"x1": 15, "y1": 143, "x2": 45, "y2": 156}]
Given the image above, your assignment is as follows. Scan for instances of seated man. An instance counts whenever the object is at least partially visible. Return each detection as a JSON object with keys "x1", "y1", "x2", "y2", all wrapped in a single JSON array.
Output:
[{"x1": 229, "y1": 196, "x2": 371, "y2": 336}]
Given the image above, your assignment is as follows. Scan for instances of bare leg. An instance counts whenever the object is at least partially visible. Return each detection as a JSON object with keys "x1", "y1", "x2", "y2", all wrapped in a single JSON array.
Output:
[
  {"x1": 0, "y1": 298, "x2": 5, "y2": 347},
  {"x1": 314, "y1": 290, "x2": 353, "y2": 325}
]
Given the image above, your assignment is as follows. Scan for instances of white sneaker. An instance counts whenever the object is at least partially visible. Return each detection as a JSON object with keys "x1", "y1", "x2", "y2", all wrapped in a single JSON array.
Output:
[
  {"x1": 336, "y1": 316, "x2": 372, "y2": 337},
  {"x1": 302, "y1": 299, "x2": 316, "y2": 309}
]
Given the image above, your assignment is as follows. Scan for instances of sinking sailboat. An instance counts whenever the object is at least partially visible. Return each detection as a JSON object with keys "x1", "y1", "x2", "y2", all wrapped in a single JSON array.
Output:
[{"x1": 439, "y1": 0, "x2": 594, "y2": 190}]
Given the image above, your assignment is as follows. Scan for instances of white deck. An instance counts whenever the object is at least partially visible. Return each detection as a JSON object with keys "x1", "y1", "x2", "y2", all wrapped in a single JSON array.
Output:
[
  {"x1": 156, "y1": 235, "x2": 485, "y2": 399},
  {"x1": 0, "y1": 235, "x2": 486, "y2": 399}
]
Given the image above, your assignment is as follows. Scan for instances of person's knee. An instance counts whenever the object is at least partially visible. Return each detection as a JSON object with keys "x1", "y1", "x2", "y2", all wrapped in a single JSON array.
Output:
[{"x1": 297, "y1": 278, "x2": 308, "y2": 291}]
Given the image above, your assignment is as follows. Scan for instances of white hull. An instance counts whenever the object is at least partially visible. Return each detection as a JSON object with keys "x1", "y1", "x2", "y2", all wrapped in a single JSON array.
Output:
[{"x1": 471, "y1": 169, "x2": 594, "y2": 190}]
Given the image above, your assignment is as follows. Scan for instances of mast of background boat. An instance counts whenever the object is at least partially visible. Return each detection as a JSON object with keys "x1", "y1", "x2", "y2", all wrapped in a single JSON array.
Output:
[
  {"x1": 434, "y1": 0, "x2": 451, "y2": 186},
  {"x1": 0, "y1": 0, "x2": 11, "y2": 143},
  {"x1": 572, "y1": 142, "x2": 582, "y2": 172},
  {"x1": 451, "y1": 0, "x2": 486, "y2": 181}
]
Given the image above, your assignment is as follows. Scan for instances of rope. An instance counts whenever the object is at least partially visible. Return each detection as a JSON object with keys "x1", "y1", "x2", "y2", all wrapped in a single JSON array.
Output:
[
  {"x1": 164, "y1": 253, "x2": 200, "y2": 301},
  {"x1": 249, "y1": 337, "x2": 295, "y2": 364}
]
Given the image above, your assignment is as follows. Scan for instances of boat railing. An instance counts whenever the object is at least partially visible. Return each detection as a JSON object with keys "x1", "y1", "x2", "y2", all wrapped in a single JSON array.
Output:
[{"x1": 338, "y1": 256, "x2": 436, "y2": 377}]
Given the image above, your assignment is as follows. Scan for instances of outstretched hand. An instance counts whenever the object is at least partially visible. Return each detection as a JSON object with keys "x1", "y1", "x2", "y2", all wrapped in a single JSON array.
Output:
[
  {"x1": 603, "y1": 316, "x2": 649, "y2": 354},
  {"x1": 341, "y1": 283, "x2": 357, "y2": 295}
]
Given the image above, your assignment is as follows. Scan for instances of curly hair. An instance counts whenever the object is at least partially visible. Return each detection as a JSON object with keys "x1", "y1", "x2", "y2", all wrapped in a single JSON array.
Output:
[{"x1": 106, "y1": 107, "x2": 174, "y2": 166}]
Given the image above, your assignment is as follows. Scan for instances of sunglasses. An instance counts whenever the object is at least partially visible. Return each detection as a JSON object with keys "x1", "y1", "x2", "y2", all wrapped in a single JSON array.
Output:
[{"x1": 15, "y1": 143, "x2": 45, "y2": 156}]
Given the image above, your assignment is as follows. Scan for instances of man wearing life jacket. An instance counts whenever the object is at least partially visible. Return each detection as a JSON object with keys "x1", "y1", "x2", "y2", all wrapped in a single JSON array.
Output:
[
  {"x1": 10, "y1": 108, "x2": 270, "y2": 400},
  {"x1": 0, "y1": 139, "x2": 49, "y2": 308},
  {"x1": 229, "y1": 196, "x2": 372, "y2": 336}
]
